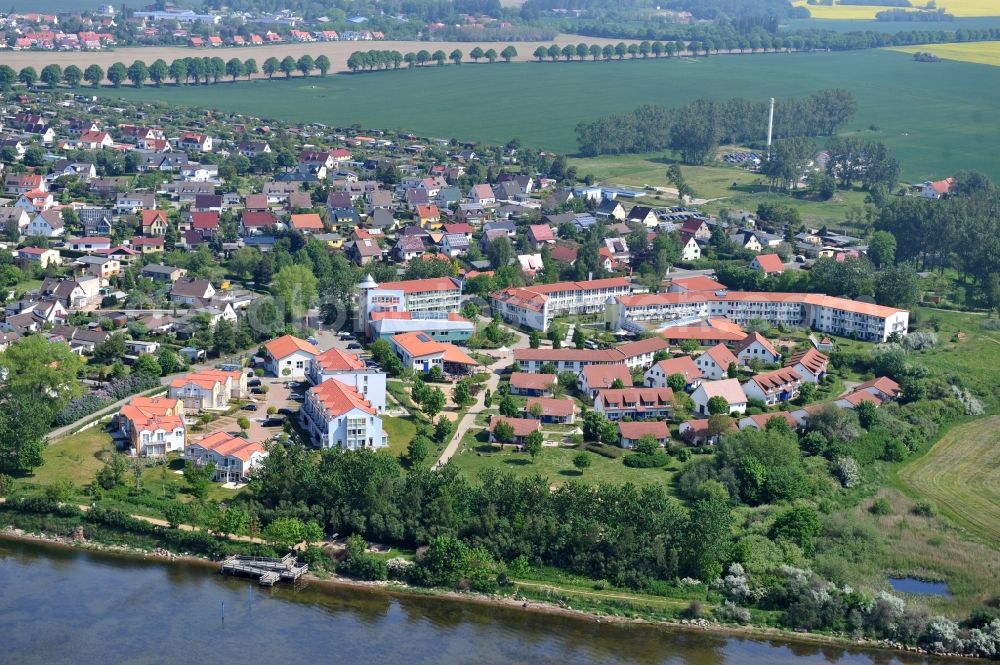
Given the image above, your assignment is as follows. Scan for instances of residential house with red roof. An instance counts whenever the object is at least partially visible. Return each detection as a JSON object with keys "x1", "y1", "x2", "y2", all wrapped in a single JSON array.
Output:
[
  {"x1": 184, "y1": 432, "x2": 267, "y2": 483},
  {"x1": 488, "y1": 415, "x2": 541, "y2": 446},
  {"x1": 737, "y1": 411, "x2": 798, "y2": 432},
  {"x1": 117, "y1": 396, "x2": 186, "y2": 457},
  {"x1": 524, "y1": 397, "x2": 576, "y2": 424},
  {"x1": 168, "y1": 369, "x2": 247, "y2": 411},
  {"x1": 741, "y1": 366, "x2": 803, "y2": 406},
  {"x1": 691, "y1": 378, "x2": 748, "y2": 416},
  {"x1": 389, "y1": 331, "x2": 477, "y2": 375},
  {"x1": 264, "y1": 335, "x2": 318, "y2": 378},
  {"x1": 509, "y1": 372, "x2": 557, "y2": 397},
  {"x1": 594, "y1": 387, "x2": 674, "y2": 421},
  {"x1": 786, "y1": 348, "x2": 829, "y2": 384},
  {"x1": 644, "y1": 355, "x2": 703, "y2": 390},
  {"x1": 696, "y1": 343, "x2": 738, "y2": 381},
  {"x1": 750, "y1": 253, "x2": 785, "y2": 276},
  {"x1": 141, "y1": 209, "x2": 168, "y2": 236},
  {"x1": 734, "y1": 331, "x2": 781, "y2": 365},
  {"x1": 578, "y1": 363, "x2": 633, "y2": 399},
  {"x1": 618, "y1": 420, "x2": 670, "y2": 448},
  {"x1": 527, "y1": 224, "x2": 555, "y2": 250}
]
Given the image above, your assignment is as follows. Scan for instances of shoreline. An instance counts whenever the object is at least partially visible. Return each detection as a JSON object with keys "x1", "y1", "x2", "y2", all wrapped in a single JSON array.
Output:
[{"x1": 0, "y1": 527, "x2": 972, "y2": 663}]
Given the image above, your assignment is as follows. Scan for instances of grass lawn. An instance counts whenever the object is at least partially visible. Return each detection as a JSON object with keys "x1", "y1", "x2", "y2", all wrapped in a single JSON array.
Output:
[
  {"x1": 896, "y1": 416, "x2": 1000, "y2": 547},
  {"x1": 569, "y1": 152, "x2": 874, "y2": 227},
  {"x1": 448, "y1": 427, "x2": 684, "y2": 487},
  {"x1": 26, "y1": 427, "x2": 113, "y2": 488},
  {"x1": 381, "y1": 415, "x2": 418, "y2": 460},
  {"x1": 111, "y1": 50, "x2": 1000, "y2": 181}
]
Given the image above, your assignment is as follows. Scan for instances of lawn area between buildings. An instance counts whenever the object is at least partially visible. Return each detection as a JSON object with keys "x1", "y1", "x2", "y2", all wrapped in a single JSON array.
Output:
[
  {"x1": 109, "y1": 49, "x2": 1000, "y2": 181},
  {"x1": 381, "y1": 415, "x2": 418, "y2": 460}
]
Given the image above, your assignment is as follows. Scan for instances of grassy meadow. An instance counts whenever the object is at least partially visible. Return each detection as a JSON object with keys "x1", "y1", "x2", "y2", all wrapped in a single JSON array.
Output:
[
  {"x1": 110, "y1": 49, "x2": 1000, "y2": 181},
  {"x1": 568, "y1": 152, "x2": 874, "y2": 227},
  {"x1": 891, "y1": 40, "x2": 1000, "y2": 66}
]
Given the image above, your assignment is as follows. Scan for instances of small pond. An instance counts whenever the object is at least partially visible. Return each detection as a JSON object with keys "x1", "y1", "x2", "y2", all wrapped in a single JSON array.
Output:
[{"x1": 889, "y1": 577, "x2": 952, "y2": 596}]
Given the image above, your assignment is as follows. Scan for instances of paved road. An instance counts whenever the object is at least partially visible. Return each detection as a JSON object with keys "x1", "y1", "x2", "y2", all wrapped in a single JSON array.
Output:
[{"x1": 435, "y1": 322, "x2": 530, "y2": 468}]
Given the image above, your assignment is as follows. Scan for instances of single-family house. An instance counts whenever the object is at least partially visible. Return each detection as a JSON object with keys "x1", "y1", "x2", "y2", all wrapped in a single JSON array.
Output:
[
  {"x1": 264, "y1": 334, "x2": 319, "y2": 378},
  {"x1": 117, "y1": 396, "x2": 186, "y2": 457},
  {"x1": 184, "y1": 432, "x2": 266, "y2": 483},
  {"x1": 488, "y1": 415, "x2": 541, "y2": 446},
  {"x1": 644, "y1": 355, "x2": 703, "y2": 390},
  {"x1": 618, "y1": 420, "x2": 670, "y2": 449},
  {"x1": 695, "y1": 344, "x2": 738, "y2": 381},
  {"x1": 509, "y1": 372, "x2": 557, "y2": 397},
  {"x1": 786, "y1": 348, "x2": 829, "y2": 384},
  {"x1": 750, "y1": 253, "x2": 785, "y2": 276},
  {"x1": 734, "y1": 332, "x2": 781, "y2": 365},
  {"x1": 169, "y1": 278, "x2": 216, "y2": 305},
  {"x1": 690, "y1": 378, "x2": 748, "y2": 416}
]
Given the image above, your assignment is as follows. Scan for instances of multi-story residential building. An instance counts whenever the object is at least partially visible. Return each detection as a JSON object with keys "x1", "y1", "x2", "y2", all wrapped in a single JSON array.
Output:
[
  {"x1": 184, "y1": 432, "x2": 267, "y2": 483},
  {"x1": 388, "y1": 332, "x2": 477, "y2": 375},
  {"x1": 614, "y1": 290, "x2": 909, "y2": 342},
  {"x1": 168, "y1": 369, "x2": 247, "y2": 411},
  {"x1": 491, "y1": 277, "x2": 632, "y2": 331},
  {"x1": 787, "y1": 348, "x2": 829, "y2": 384},
  {"x1": 307, "y1": 347, "x2": 386, "y2": 412},
  {"x1": 513, "y1": 348, "x2": 627, "y2": 374},
  {"x1": 300, "y1": 379, "x2": 386, "y2": 450},
  {"x1": 594, "y1": 387, "x2": 675, "y2": 421},
  {"x1": 359, "y1": 275, "x2": 462, "y2": 322},
  {"x1": 117, "y1": 396, "x2": 186, "y2": 457}
]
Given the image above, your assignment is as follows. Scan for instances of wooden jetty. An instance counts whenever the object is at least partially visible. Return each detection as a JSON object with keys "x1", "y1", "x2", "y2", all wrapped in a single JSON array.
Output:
[{"x1": 220, "y1": 554, "x2": 308, "y2": 586}]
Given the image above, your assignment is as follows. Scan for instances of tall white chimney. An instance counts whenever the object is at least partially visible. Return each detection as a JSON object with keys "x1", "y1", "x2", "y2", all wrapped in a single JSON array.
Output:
[{"x1": 766, "y1": 97, "x2": 775, "y2": 157}]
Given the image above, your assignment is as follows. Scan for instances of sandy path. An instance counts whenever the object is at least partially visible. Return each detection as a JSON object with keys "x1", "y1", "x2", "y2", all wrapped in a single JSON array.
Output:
[{"x1": 0, "y1": 34, "x2": 641, "y2": 77}]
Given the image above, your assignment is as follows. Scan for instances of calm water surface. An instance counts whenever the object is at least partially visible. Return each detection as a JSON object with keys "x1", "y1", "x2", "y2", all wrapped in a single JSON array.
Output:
[
  {"x1": 889, "y1": 577, "x2": 952, "y2": 597},
  {"x1": 0, "y1": 539, "x2": 954, "y2": 665}
]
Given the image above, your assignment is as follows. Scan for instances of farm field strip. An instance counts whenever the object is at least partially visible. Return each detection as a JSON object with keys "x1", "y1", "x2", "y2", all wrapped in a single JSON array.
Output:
[
  {"x1": 107, "y1": 50, "x2": 1000, "y2": 181},
  {"x1": 794, "y1": 0, "x2": 1000, "y2": 19},
  {"x1": 890, "y1": 41, "x2": 1000, "y2": 67},
  {"x1": 0, "y1": 34, "x2": 638, "y2": 75},
  {"x1": 898, "y1": 416, "x2": 1000, "y2": 546}
]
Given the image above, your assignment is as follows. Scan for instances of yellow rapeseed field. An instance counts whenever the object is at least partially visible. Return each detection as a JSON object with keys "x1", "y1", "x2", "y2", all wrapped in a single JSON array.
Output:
[
  {"x1": 890, "y1": 41, "x2": 1000, "y2": 66},
  {"x1": 795, "y1": 0, "x2": 1000, "y2": 19}
]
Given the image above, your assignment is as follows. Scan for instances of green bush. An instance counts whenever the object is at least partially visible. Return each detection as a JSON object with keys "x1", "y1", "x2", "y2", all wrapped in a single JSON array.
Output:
[
  {"x1": 623, "y1": 451, "x2": 671, "y2": 468},
  {"x1": 870, "y1": 498, "x2": 892, "y2": 515},
  {"x1": 584, "y1": 443, "x2": 622, "y2": 459}
]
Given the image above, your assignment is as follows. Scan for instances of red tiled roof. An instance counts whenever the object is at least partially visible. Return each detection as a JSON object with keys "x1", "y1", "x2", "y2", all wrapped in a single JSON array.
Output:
[
  {"x1": 314, "y1": 347, "x2": 365, "y2": 372},
  {"x1": 734, "y1": 332, "x2": 778, "y2": 358},
  {"x1": 509, "y1": 372, "x2": 557, "y2": 391},
  {"x1": 264, "y1": 335, "x2": 318, "y2": 360},
  {"x1": 580, "y1": 364, "x2": 633, "y2": 389},
  {"x1": 753, "y1": 253, "x2": 785, "y2": 274},
  {"x1": 310, "y1": 379, "x2": 376, "y2": 416},
  {"x1": 788, "y1": 348, "x2": 828, "y2": 376},
  {"x1": 653, "y1": 356, "x2": 702, "y2": 381},
  {"x1": 525, "y1": 397, "x2": 575, "y2": 417},
  {"x1": 489, "y1": 415, "x2": 540, "y2": 437},
  {"x1": 703, "y1": 343, "x2": 738, "y2": 370},
  {"x1": 618, "y1": 420, "x2": 670, "y2": 440},
  {"x1": 746, "y1": 366, "x2": 801, "y2": 392}
]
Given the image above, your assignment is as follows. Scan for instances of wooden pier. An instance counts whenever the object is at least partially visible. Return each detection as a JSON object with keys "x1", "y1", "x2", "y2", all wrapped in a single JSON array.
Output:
[{"x1": 220, "y1": 554, "x2": 308, "y2": 586}]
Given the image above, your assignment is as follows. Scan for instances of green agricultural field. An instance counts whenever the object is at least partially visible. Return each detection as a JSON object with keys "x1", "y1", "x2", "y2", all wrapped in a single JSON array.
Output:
[{"x1": 112, "y1": 49, "x2": 1000, "y2": 180}]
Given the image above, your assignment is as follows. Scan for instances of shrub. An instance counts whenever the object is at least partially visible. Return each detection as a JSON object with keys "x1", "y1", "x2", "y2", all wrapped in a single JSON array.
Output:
[
  {"x1": 584, "y1": 443, "x2": 622, "y2": 459},
  {"x1": 832, "y1": 456, "x2": 860, "y2": 488},
  {"x1": 715, "y1": 601, "x2": 751, "y2": 624},
  {"x1": 911, "y1": 500, "x2": 935, "y2": 517},
  {"x1": 870, "y1": 498, "x2": 892, "y2": 515},
  {"x1": 623, "y1": 451, "x2": 670, "y2": 468}
]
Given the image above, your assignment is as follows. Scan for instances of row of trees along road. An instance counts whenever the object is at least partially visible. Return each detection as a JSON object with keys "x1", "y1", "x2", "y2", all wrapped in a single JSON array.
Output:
[
  {"x1": 347, "y1": 46, "x2": 519, "y2": 71},
  {"x1": 0, "y1": 54, "x2": 334, "y2": 90}
]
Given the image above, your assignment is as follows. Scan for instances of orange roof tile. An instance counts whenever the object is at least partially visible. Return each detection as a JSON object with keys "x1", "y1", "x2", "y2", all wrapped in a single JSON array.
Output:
[{"x1": 264, "y1": 334, "x2": 318, "y2": 360}]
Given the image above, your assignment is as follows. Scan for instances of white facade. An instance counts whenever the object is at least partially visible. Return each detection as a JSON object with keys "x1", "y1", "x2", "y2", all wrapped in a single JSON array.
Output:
[
  {"x1": 267, "y1": 349, "x2": 314, "y2": 378},
  {"x1": 300, "y1": 386, "x2": 386, "y2": 450},
  {"x1": 690, "y1": 379, "x2": 748, "y2": 416}
]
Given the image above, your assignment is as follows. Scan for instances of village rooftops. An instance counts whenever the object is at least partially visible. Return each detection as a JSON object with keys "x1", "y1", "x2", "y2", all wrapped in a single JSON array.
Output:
[
  {"x1": 651, "y1": 356, "x2": 702, "y2": 381},
  {"x1": 509, "y1": 372, "x2": 557, "y2": 391},
  {"x1": 745, "y1": 366, "x2": 802, "y2": 392}
]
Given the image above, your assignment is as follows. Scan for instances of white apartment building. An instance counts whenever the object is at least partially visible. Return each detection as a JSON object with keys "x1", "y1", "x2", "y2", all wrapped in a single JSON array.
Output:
[
  {"x1": 491, "y1": 278, "x2": 632, "y2": 332},
  {"x1": 307, "y1": 347, "x2": 386, "y2": 412},
  {"x1": 360, "y1": 276, "x2": 463, "y2": 322},
  {"x1": 615, "y1": 291, "x2": 908, "y2": 342},
  {"x1": 300, "y1": 379, "x2": 387, "y2": 450}
]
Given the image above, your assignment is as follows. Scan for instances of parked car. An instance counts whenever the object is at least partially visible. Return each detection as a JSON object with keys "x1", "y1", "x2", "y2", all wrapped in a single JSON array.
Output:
[
  {"x1": 250, "y1": 387, "x2": 265, "y2": 395},
  {"x1": 307, "y1": 336, "x2": 318, "y2": 345},
  {"x1": 347, "y1": 342, "x2": 362, "y2": 350},
  {"x1": 262, "y1": 417, "x2": 284, "y2": 427},
  {"x1": 277, "y1": 407, "x2": 297, "y2": 416},
  {"x1": 289, "y1": 393, "x2": 304, "y2": 402},
  {"x1": 247, "y1": 379, "x2": 261, "y2": 387},
  {"x1": 241, "y1": 403, "x2": 258, "y2": 411}
]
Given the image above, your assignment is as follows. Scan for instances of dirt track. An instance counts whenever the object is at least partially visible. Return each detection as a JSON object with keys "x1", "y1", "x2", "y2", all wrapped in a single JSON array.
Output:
[{"x1": 0, "y1": 34, "x2": 640, "y2": 77}]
